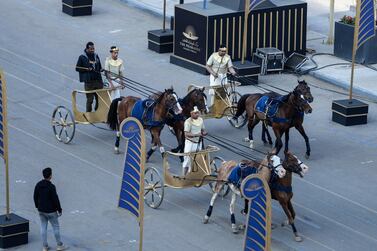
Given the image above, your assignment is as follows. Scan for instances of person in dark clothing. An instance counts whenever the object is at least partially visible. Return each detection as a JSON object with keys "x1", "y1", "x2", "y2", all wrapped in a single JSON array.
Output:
[
  {"x1": 34, "y1": 168, "x2": 68, "y2": 251},
  {"x1": 75, "y1": 41, "x2": 103, "y2": 112}
]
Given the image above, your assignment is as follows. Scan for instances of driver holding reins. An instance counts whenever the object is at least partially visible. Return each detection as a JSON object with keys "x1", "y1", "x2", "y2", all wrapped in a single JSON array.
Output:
[
  {"x1": 182, "y1": 106, "x2": 207, "y2": 176},
  {"x1": 206, "y1": 44, "x2": 237, "y2": 107}
]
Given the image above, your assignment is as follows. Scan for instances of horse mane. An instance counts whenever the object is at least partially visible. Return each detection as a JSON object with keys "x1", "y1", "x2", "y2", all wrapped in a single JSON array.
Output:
[
  {"x1": 181, "y1": 89, "x2": 207, "y2": 105},
  {"x1": 155, "y1": 88, "x2": 174, "y2": 103}
]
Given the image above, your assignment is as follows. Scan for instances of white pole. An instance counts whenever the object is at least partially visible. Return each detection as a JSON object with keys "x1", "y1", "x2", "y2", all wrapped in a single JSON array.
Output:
[{"x1": 327, "y1": 0, "x2": 335, "y2": 44}]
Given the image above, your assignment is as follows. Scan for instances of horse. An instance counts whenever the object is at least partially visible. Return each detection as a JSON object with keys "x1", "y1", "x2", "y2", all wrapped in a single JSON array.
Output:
[
  {"x1": 240, "y1": 152, "x2": 309, "y2": 241},
  {"x1": 166, "y1": 87, "x2": 208, "y2": 154},
  {"x1": 144, "y1": 87, "x2": 208, "y2": 162},
  {"x1": 202, "y1": 153, "x2": 286, "y2": 234},
  {"x1": 260, "y1": 91, "x2": 312, "y2": 158},
  {"x1": 106, "y1": 88, "x2": 182, "y2": 159},
  {"x1": 234, "y1": 80, "x2": 313, "y2": 154}
]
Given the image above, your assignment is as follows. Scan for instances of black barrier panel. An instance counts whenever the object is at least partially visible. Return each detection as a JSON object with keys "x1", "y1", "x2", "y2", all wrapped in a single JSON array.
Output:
[{"x1": 174, "y1": 7, "x2": 208, "y2": 65}]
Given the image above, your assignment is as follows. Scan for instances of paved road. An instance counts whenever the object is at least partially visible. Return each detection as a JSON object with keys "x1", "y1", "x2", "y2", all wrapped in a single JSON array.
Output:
[{"x1": 0, "y1": 0, "x2": 377, "y2": 250}]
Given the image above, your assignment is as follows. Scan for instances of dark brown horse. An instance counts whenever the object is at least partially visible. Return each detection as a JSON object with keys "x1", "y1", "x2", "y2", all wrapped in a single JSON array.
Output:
[
  {"x1": 270, "y1": 151, "x2": 309, "y2": 242},
  {"x1": 234, "y1": 80, "x2": 313, "y2": 154},
  {"x1": 261, "y1": 91, "x2": 312, "y2": 158},
  {"x1": 156, "y1": 88, "x2": 208, "y2": 161},
  {"x1": 241, "y1": 152, "x2": 309, "y2": 241},
  {"x1": 107, "y1": 88, "x2": 182, "y2": 159}
]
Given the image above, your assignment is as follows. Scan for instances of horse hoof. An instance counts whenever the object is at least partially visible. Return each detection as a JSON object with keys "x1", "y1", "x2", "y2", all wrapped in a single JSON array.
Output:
[
  {"x1": 295, "y1": 235, "x2": 303, "y2": 242},
  {"x1": 281, "y1": 220, "x2": 289, "y2": 227},
  {"x1": 305, "y1": 153, "x2": 310, "y2": 159},
  {"x1": 114, "y1": 148, "x2": 120, "y2": 154},
  {"x1": 240, "y1": 209, "x2": 247, "y2": 216},
  {"x1": 249, "y1": 141, "x2": 254, "y2": 149},
  {"x1": 238, "y1": 224, "x2": 246, "y2": 231},
  {"x1": 202, "y1": 217, "x2": 209, "y2": 224},
  {"x1": 243, "y1": 137, "x2": 250, "y2": 142},
  {"x1": 232, "y1": 227, "x2": 239, "y2": 234}
]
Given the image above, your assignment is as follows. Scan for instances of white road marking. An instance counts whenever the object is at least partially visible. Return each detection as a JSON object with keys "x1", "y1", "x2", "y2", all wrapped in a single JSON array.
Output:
[
  {"x1": 109, "y1": 29, "x2": 122, "y2": 34},
  {"x1": 361, "y1": 160, "x2": 374, "y2": 165},
  {"x1": 293, "y1": 201, "x2": 377, "y2": 243},
  {"x1": 0, "y1": 46, "x2": 78, "y2": 83}
]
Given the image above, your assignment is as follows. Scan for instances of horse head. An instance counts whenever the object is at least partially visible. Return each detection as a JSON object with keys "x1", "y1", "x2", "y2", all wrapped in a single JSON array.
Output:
[
  {"x1": 163, "y1": 88, "x2": 182, "y2": 115},
  {"x1": 283, "y1": 151, "x2": 309, "y2": 178},
  {"x1": 291, "y1": 90, "x2": 313, "y2": 114},
  {"x1": 295, "y1": 80, "x2": 314, "y2": 103},
  {"x1": 266, "y1": 153, "x2": 286, "y2": 178}
]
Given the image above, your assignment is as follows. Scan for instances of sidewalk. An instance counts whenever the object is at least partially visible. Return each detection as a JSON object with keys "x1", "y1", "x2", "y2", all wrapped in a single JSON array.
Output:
[{"x1": 125, "y1": 0, "x2": 377, "y2": 102}]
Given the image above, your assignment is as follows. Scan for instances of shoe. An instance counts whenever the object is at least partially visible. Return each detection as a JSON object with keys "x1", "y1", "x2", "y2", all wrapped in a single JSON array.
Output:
[
  {"x1": 56, "y1": 245, "x2": 69, "y2": 251},
  {"x1": 42, "y1": 247, "x2": 50, "y2": 251}
]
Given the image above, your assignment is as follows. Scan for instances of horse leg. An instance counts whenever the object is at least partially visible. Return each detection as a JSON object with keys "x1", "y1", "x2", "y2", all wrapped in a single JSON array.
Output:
[
  {"x1": 156, "y1": 128, "x2": 165, "y2": 157},
  {"x1": 203, "y1": 192, "x2": 219, "y2": 224},
  {"x1": 272, "y1": 128, "x2": 283, "y2": 154},
  {"x1": 284, "y1": 129, "x2": 290, "y2": 153},
  {"x1": 230, "y1": 192, "x2": 238, "y2": 234},
  {"x1": 280, "y1": 200, "x2": 302, "y2": 242},
  {"x1": 146, "y1": 131, "x2": 158, "y2": 161},
  {"x1": 114, "y1": 131, "x2": 121, "y2": 154},
  {"x1": 261, "y1": 123, "x2": 267, "y2": 144},
  {"x1": 245, "y1": 117, "x2": 260, "y2": 149},
  {"x1": 295, "y1": 124, "x2": 311, "y2": 159},
  {"x1": 241, "y1": 199, "x2": 249, "y2": 215}
]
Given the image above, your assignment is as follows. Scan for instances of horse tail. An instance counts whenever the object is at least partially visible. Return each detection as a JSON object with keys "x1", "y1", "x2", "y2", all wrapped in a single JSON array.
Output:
[
  {"x1": 107, "y1": 97, "x2": 123, "y2": 130},
  {"x1": 235, "y1": 94, "x2": 251, "y2": 118}
]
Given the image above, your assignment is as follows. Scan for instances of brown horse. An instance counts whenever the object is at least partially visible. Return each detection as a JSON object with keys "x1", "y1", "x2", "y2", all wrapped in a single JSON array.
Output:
[
  {"x1": 202, "y1": 153, "x2": 286, "y2": 233},
  {"x1": 234, "y1": 80, "x2": 313, "y2": 154},
  {"x1": 107, "y1": 88, "x2": 182, "y2": 158},
  {"x1": 166, "y1": 87, "x2": 208, "y2": 156},
  {"x1": 241, "y1": 152, "x2": 309, "y2": 241},
  {"x1": 261, "y1": 91, "x2": 312, "y2": 158}
]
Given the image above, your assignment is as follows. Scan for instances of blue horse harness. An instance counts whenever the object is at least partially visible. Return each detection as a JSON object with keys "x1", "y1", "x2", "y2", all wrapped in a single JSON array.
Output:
[{"x1": 228, "y1": 163, "x2": 258, "y2": 188}]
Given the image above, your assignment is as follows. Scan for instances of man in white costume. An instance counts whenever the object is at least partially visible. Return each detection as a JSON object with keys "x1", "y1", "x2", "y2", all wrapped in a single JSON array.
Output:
[
  {"x1": 205, "y1": 44, "x2": 237, "y2": 107},
  {"x1": 182, "y1": 106, "x2": 207, "y2": 176},
  {"x1": 104, "y1": 46, "x2": 124, "y2": 100}
]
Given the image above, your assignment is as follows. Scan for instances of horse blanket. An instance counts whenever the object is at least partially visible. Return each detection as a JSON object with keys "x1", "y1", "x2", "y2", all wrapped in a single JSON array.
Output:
[
  {"x1": 228, "y1": 163, "x2": 258, "y2": 188},
  {"x1": 131, "y1": 99, "x2": 164, "y2": 127}
]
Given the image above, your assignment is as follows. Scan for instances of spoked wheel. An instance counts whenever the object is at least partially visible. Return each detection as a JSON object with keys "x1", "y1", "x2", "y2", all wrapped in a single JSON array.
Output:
[
  {"x1": 144, "y1": 167, "x2": 164, "y2": 209},
  {"x1": 226, "y1": 91, "x2": 247, "y2": 128},
  {"x1": 51, "y1": 106, "x2": 75, "y2": 144},
  {"x1": 209, "y1": 156, "x2": 230, "y2": 197}
]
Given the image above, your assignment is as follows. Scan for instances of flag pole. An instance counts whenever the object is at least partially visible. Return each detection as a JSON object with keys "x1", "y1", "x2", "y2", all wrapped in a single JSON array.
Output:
[
  {"x1": 349, "y1": 0, "x2": 361, "y2": 101},
  {"x1": 242, "y1": 0, "x2": 251, "y2": 64},
  {"x1": 162, "y1": 0, "x2": 167, "y2": 32},
  {"x1": 1, "y1": 69, "x2": 10, "y2": 220}
]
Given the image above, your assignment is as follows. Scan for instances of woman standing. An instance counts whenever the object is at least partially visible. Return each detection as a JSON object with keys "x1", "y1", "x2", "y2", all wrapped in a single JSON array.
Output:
[{"x1": 104, "y1": 46, "x2": 124, "y2": 100}]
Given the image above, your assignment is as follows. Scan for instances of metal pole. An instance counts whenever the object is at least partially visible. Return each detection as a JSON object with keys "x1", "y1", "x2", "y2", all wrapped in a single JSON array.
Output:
[
  {"x1": 349, "y1": 0, "x2": 361, "y2": 100},
  {"x1": 163, "y1": 0, "x2": 167, "y2": 32},
  {"x1": 242, "y1": 0, "x2": 250, "y2": 64},
  {"x1": 203, "y1": 0, "x2": 207, "y2": 9},
  {"x1": 1, "y1": 70, "x2": 10, "y2": 220},
  {"x1": 179, "y1": 0, "x2": 184, "y2": 4},
  {"x1": 327, "y1": 0, "x2": 335, "y2": 44}
]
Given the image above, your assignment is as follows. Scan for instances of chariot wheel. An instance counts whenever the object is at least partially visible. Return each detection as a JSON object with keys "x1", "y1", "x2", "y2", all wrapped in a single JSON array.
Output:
[
  {"x1": 226, "y1": 91, "x2": 247, "y2": 128},
  {"x1": 144, "y1": 167, "x2": 164, "y2": 209},
  {"x1": 209, "y1": 156, "x2": 230, "y2": 197},
  {"x1": 51, "y1": 106, "x2": 75, "y2": 144}
]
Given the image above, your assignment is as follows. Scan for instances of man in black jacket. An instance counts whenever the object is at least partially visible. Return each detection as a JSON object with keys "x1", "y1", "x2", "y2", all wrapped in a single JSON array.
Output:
[
  {"x1": 75, "y1": 41, "x2": 103, "y2": 112},
  {"x1": 34, "y1": 168, "x2": 68, "y2": 251}
]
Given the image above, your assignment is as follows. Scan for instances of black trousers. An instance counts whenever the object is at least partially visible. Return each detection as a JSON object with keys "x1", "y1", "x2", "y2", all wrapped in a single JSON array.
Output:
[{"x1": 84, "y1": 80, "x2": 103, "y2": 112}]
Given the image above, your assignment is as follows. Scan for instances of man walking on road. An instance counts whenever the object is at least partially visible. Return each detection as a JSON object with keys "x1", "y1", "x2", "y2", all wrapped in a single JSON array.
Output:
[
  {"x1": 34, "y1": 168, "x2": 68, "y2": 251},
  {"x1": 76, "y1": 41, "x2": 103, "y2": 112}
]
